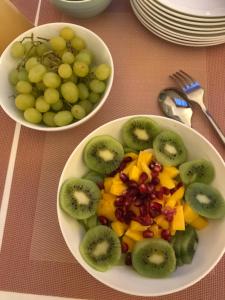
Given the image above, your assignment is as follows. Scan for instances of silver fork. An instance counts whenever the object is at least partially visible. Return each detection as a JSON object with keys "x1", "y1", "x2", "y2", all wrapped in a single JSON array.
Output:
[{"x1": 170, "y1": 70, "x2": 225, "y2": 145}]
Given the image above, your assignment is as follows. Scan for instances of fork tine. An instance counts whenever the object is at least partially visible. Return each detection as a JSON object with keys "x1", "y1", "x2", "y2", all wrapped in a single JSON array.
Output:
[
  {"x1": 170, "y1": 73, "x2": 186, "y2": 89},
  {"x1": 175, "y1": 71, "x2": 192, "y2": 85},
  {"x1": 179, "y1": 70, "x2": 196, "y2": 83}
]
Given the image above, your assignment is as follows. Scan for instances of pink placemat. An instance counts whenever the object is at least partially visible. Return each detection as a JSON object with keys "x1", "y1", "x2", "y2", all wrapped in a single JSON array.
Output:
[{"x1": 1, "y1": 0, "x2": 224, "y2": 299}]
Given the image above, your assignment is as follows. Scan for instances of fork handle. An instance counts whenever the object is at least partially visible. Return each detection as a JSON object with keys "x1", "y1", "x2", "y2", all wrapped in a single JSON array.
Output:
[{"x1": 202, "y1": 109, "x2": 225, "y2": 145}]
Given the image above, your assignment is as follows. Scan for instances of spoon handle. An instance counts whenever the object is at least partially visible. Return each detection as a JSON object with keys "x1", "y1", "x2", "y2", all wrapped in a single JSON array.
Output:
[{"x1": 202, "y1": 109, "x2": 225, "y2": 145}]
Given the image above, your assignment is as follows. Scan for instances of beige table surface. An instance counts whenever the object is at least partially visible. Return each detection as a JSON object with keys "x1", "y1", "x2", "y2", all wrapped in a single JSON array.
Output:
[{"x1": 0, "y1": 0, "x2": 225, "y2": 299}]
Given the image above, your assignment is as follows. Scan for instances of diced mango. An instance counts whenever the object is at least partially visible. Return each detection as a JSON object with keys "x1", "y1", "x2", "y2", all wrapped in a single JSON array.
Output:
[
  {"x1": 129, "y1": 204, "x2": 140, "y2": 216},
  {"x1": 97, "y1": 193, "x2": 116, "y2": 221},
  {"x1": 158, "y1": 172, "x2": 176, "y2": 189},
  {"x1": 191, "y1": 216, "x2": 208, "y2": 230},
  {"x1": 166, "y1": 186, "x2": 185, "y2": 207},
  {"x1": 125, "y1": 229, "x2": 144, "y2": 241},
  {"x1": 183, "y1": 203, "x2": 199, "y2": 224},
  {"x1": 150, "y1": 224, "x2": 161, "y2": 238},
  {"x1": 124, "y1": 152, "x2": 138, "y2": 160},
  {"x1": 122, "y1": 235, "x2": 135, "y2": 251},
  {"x1": 137, "y1": 150, "x2": 153, "y2": 169},
  {"x1": 122, "y1": 160, "x2": 137, "y2": 175},
  {"x1": 130, "y1": 220, "x2": 149, "y2": 232},
  {"x1": 110, "y1": 182, "x2": 127, "y2": 195},
  {"x1": 154, "y1": 215, "x2": 170, "y2": 230},
  {"x1": 111, "y1": 221, "x2": 128, "y2": 237},
  {"x1": 128, "y1": 165, "x2": 140, "y2": 182},
  {"x1": 103, "y1": 177, "x2": 113, "y2": 193},
  {"x1": 163, "y1": 166, "x2": 179, "y2": 178},
  {"x1": 166, "y1": 198, "x2": 177, "y2": 208},
  {"x1": 171, "y1": 205, "x2": 185, "y2": 231}
]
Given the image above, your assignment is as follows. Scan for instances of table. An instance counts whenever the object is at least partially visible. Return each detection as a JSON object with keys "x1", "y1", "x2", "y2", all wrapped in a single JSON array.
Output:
[{"x1": 0, "y1": 1, "x2": 225, "y2": 299}]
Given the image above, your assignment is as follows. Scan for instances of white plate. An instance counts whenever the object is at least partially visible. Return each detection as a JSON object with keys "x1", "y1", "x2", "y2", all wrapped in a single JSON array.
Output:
[
  {"x1": 158, "y1": 0, "x2": 225, "y2": 17},
  {"x1": 133, "y1": 0, "x2": 225, "y2": 42},
  {"x1": 57, "y1": 115, "x2": 225, "y2": 296},
  {"x1": 153, "y1": 0, "x2": 225, "y2": 22},
  {"x1": 142, "y1": 0, "x2": 225, "y2": 33}
]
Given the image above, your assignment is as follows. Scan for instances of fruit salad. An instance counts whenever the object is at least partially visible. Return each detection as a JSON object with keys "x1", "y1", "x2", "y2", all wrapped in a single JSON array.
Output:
[{"x1": 59, "y1": 116, "x2": 225, "y2": 278}]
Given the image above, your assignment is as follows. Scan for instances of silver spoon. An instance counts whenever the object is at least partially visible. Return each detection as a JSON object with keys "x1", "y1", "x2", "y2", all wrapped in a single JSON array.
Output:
[{"x1": 158, "y1": 88, "x2": 193, "y2": 127}]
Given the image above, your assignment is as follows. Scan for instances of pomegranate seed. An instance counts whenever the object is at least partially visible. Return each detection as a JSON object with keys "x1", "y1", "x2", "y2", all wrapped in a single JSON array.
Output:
[
  {"x1": 151, "y1": 171, "x2": 159, "y2": 178},
  {"x1": 127, "y1": 187, "x2": 139, "y2": 196},
  {"x1": 139, "y1": 205, "x2": 148, "y2": 217},
  {"x1": 118, "y1": 161, "x2": 127, "y2": 171},
  {"x1": 149, "y1": 161, "x2": 156, "y2": 170},
  {"x1": 128, "y1": 180, "x2": 138, "y2": 189},
  {"x1": 150, "y1": 201, "x2": 162, "y2": 211},
  {"x1": 162, "y1": 187, "x2": 170, "y2": 195},
  {"x1": 124, "y1": 198, "x2": 131, "y2": 207},
  {"x1": 161, "y1": 229, "x2": 171, "y2": 241},
  {"x1": 115, "y1": 208, "x2": 124, "y2": 222},
  {"x1": 134, "y1": 198, "x2": 143, "y2": 207},
  {"x1": 149, "y1": 202, "x2": 162, "y2": 217},
  {"x1": 121, "y1": 242, "x2": 129, "y2": 253},
  {"x1": 119, "y1": 172, "x2": 129, "y2": 183},
  {"x1": 140, "y1": 215, "x2": 153, "y2": 226},
  {"x1": 143, "y1": 230, "x2": 154, "y2": 238},
  {"x1": 149, "y1": 192, "x2": 156, "y2": 200},
  {"x1": 114, "y1": 197, "x2": 124, "y2": 207},
  {"x1": 176, "y1": 182, "x2": 183, "y2": 189},
  {"x1": 139, "y1": 183, "x2": 147, "y2": 193},
  {"x1": 153, "y1": 165, "x2": 162, "y2": 173},
  {"x1": 155, "y1": 190, "x2": 163, "y2": 200},
  {"x1": 139, "y1": 172, "x2": 148, "y2": 183},
  {"x1": 125, "y1": 253, "x2": 132, "y2": 265},
  {"x1": 170, "y1": 187, "x2": 176, "y2": 194},
  {"x1": 123, "y1": 156, "x2": 132, "y2": 163},
  {"x1": 108, "y1": 169, "x2": 118, "y2": 177},
  {"x1": 165, "y1": 214, "x2": 174, "y2": 222},
  {"x1": 151, "y1": 177, "x2": 160, "y2": 185},
  {"x1": 97, "y1": 182, "x2": 104, "y2": 189},
  {"x1": 146, "y1": 183, "x2": 154, "y2": 193},
  {"x1": 98, "y1": 216, "x2": 109, "y2": 225}
]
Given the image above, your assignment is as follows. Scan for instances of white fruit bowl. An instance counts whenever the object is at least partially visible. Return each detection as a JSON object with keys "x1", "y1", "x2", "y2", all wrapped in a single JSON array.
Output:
[
  {"x1": 0, "y1": 22, "x2": 114, "y2": 131},
  {"x1": 57, "y1": 115, "x2": 225, "y2": 296}
]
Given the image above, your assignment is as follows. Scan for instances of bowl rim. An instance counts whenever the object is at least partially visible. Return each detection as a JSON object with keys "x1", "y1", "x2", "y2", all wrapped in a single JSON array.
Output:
[
  {"x1": 56, "y1": 114, "x2": 225, "y2": 296},
  {"x1": 0, "y1": 22, "x2": 114, "y2": 132}
]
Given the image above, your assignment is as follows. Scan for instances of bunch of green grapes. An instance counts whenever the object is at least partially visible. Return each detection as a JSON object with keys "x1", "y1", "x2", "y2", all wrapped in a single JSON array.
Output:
[{"x1": 9, "y1": 27, "x2": 111, "y2": 127}]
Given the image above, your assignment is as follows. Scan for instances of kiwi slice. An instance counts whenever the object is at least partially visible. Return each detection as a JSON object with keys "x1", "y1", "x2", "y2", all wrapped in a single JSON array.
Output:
[
  {"x1": 83, "y1": 170, "x2": 104, "y2": 185},
  {"x1": 132, "y1": 238, "x2": 176, "y2": 278},
  {"x1": 83, "y1": 135, "x2": 124, "y2": 174},
  {"x1": 81, "y1": 214, "x2": 99, "y2": 230},
  {"x1": 180, "y1": 226, "x2": 198, "y2": 264},
  {"x1": 171, "y1": 232, "x2": 184, "y2": 267},
  {"x1": 185, "y1": 183, "x2": 225, "y2": 219},
  {"x1": 80, "y1": 225, "x2": 121, "y2": 272},
  {"x1": 153, "y1": 130, "x2": 187, "y2": 166},
  {"x1": 121, "y1": 117, "x2": 161, "y2": 151},
  {"x1": 179, "y1": 159, "x2": 215, "y2": 185},
  {"x1": 59, "y1": 178, "x2": 100, "y2": 220}
]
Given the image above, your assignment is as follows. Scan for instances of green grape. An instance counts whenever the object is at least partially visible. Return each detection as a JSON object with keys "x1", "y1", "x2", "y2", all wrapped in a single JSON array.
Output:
[
  {"x1": 51, "y1": 99, "x2": 64, "y2": 111},
  {"x1": 58, "y1": 64, "x2": 72, "y2": 79},
  {"x1": 89, "y1": 79, "x2": 106, "y2": 93},
  {"x1": 35, "y1": 96, "x2": 50, "y2": 113},
  {"x1": 15, "y1": 94, "x2": 35, "y2": 111},
  {"x1": 43, "y1": 72, "x2": 61, "y2": 88},
  {"x1": 10, "y1": 41, "x2": 25, "y2": 58},
  {"x1": 71, "y1": 36, "x2": 85, "y2": 51},
  {"x1": 71, "y1": 104, "x2": 86, "y2": 120},
  {"x1": 61, "y1": 81, "x2": 79, "y2": 103},
  {"x1": 16, "y1": 80, "x2": 32, "y2": 94},
  {"x1": 50, "y1": 36, "x2": 66, "y2": 51},
  {"x1": 23, "y1": 41, "x2": 36, "y2": 57},
  {"x1": 24, "y1": 108, "x2": 42, "y2": 124},
  {"x1": 54, "y1": 110, "x2": 73, "y2": 126},
  {"x1": 43, "y1": 111, "x2": 56, "y2": 127},
  {"x1": 9, "y1": 69, "x2": 19, "y2": 85},
  {"x1": 36, "y1": 42, "x2": 49, "y2": 56},
  {"x1": 75, "y1": 49, "x2": 92, "y2": 65},
  {"x1": 88, "y1": 92, "x2": 101, "y2": 104},
  {"x1": 44, "y1": 88, "x2": 60, "y2": 104},
  {"x1": 18, "y1": 69, "x2": 29, "y2": 81},
  {"x1": 62, "y1": 51, "x2": 75, "y2": 64},
  {"x1": 77, "y1": 83, "x2": 89, "y2": 100},
  {"x1": 73, "y1": 61, "x2": 89, "y2": 77},
  {"x1": 25, "y1": 57, "x2": 39, "y2": 72},
  {"x1": 59, "y1": 27, "x2": 75, "y2": 41},
  {"x1": 79, "y1": 99, "x2": 93, "y2": 114},
  {"x1": 65, "y1": 73, "x2": 77, "y2": 84},
  {"x1": 95, "y1": 64, "x2": 111, "y2": 80},
  {"x1": 28, "y1": 64, "x2": 47, "y2": 83}
]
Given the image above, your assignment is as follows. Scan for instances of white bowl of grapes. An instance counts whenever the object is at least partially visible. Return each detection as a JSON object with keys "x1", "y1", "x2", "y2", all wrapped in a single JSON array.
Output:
[
  {"x1": 0, "y1": 22, "x2": 113, "y2": 131},
  {"x1": 57, "y1": 115, "x2": 225, "y2": 296}
]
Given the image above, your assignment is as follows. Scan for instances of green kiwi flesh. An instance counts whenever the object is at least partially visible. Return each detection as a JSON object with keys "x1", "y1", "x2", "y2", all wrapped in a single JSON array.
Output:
[
  {"x1": 132, "y1": 238, "x2": 176, "y2": 278},
  {"x1": 121, "y1": 117, "x2": 161, "y2": 151},
  {"x1": 60, "y1": 178, "x2": 100, "y2": 220},
  {"x1": 83, "y1": 170, "x2": 104, "y2": 185},
  {"x1": 83, "y1": 135, "x2": 124, "y2": 174},
  {"x1": 153, "y1": 130, "x2": 187, "y2": 166},
  {"x1": 185, "y1": 183, "x2": 225, "y2": 219},
  {"x1": 79, "y1": 225, "x2": 121, "y2": 272},
  {"x1": 179, "y1": 159, "x2": 215, "y2": 185}
]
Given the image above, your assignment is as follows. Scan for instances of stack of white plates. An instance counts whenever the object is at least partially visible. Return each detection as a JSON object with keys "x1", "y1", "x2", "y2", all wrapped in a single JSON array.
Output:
[{"x1": 130, "y1": 0, "x2": 225, "y2": 46}]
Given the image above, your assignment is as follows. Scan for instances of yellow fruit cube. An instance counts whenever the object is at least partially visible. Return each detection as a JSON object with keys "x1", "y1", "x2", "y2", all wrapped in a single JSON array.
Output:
[
  {"x1": 110, "y1": 182, "x2": 127, "y2": 196},
  {"x1": 183, "y1": 203, "x2": 199, "y2": 224},
  {"x1": 130, "y1": 220, "x2": 149, "y2": 232},
  {"x1": 124, "y1": 152, "x2": 138, "y2": 160},
  {"x1": 163, "y1": 166, "x2": 179, "y2": 178},
  {"x1": 125, "y1": 229, "x2": 144, "y2": 241},
  {"x1": 171, "y1": 205, "x2": 185, "y2": 231},
  {"x1": 111, "y1": 221, "x2": 128, "y2": 237},
  {"x1": 166, "y1": 198, "x2": 177, "y2": 208},
  {"x1": 154, "y1": 215, "x2": 170, "y2": 230},
  {"x1": 166, "y1": 186, "x2": 185, "y2": 207},
  {"x1": 122, "y1": 235, "x2": 135, "y2": 251},
  {"x1": 97, "y1": 193, "x2": 116, "y2": 221},
  {"x1": 128, "y1": 165, "x2": 141, "y2": 182},
  {"x1": 150, "y1": 224, "x2": 161, "y2": 238},
  {"x1": 104, "y1": 177, "x2": 113, "y2": 193},
  {"x1": 137, "y1": 150, "x2": 153, "y2": 168},
  {"x1": 191, "y1": 216, "x2": 208, "y2": 230},
  {"x1": 158, "y1": 172, "x2": 176, "y2": 189},
  {"x1": 122, "y1": 160, "x2": 137, "y2": 175}
]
